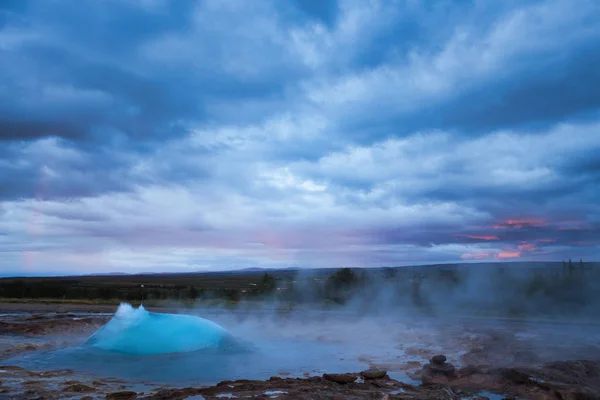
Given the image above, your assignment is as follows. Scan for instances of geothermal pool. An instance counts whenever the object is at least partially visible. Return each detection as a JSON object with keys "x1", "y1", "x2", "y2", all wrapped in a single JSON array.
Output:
[
  {"x1": 4, "y1": 303, "x2": 600, "y2": 389},
  {"x1": 5, "y1": 304, "x2": 379, "y2": 385}
]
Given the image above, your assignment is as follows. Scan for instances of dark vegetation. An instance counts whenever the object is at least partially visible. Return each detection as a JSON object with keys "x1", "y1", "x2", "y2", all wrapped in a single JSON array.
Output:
[{"x1": 0, "y1": 261, "x2": 599, "y2": 318}]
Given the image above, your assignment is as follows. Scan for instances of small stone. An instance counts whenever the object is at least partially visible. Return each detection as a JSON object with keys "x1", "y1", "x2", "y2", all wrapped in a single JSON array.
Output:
[
  {"x1": 106, "y1": 391, "x2": 138, "y2": 400},
  {"x1": 360, "y1": 369, "x2": 388, "y2": 380},
  {"x1": 500, "y1": 369, "x2": 530, "y2": 385},
  {"x1": 323, "y1": 373, "x2": 357, "y2": 384},
  {"x1": 430, "y1": 355, "x2": 447, "y2": 365}
]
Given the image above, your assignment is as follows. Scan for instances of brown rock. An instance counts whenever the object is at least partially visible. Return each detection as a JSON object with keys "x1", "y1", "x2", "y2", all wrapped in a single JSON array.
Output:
[
  {"x1": 323, "y1": 373, "x2": 357, "y2": 384},
  {"x1": 62, "y1": 383, "x2": 95, "y2": 393},
  {"x1": 500, "y1": 368, "x2": 530, "y2": 385},
  {"x1": 429, "y1": 362, "x2": 456, "y2": 376},
  {"x1": 145, "y1": 388, "x2": 204, "y2": 399},
  {"x1": 0, "y1": 366, "x2": 26, "y2": 371},
  {"x1": 420, "y1": 361, "x2": 458, "y2": 385},
  {"x1": 430, "y1": 355, "x2": 447, "y2": 365},
  {"x1": 106, "y1": 391, "x2": 138, "y2": 399},
  {"x1": 360, "y1": 369, "x2": 388, "y2": 380}
]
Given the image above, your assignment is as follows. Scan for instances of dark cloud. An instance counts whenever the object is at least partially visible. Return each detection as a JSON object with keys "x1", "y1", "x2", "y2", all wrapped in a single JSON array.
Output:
[
  {"x1": 0, "y1": 139, "x2": 135, "y2": 201},
  {"x1": 440, "y1": 44, "x2": 600, "y2": 133},
  {"x1": 291, "y1": 0, "x2": 338, "y2": 26},
  {"x1": 37, "y1": 208, "x2": 109, "y2": 223},
  {"x1": 337, "y1": 43, "x2": 600, "y2": 145},
  {"x1": 560, "y1": 149, "x2": 600, "y2": 181},
  {"x1": 0, "y1": 0, "x2": 298, "y2": 144},
  {"x1": 0, "y1": 120, "x2": 81, "y2": 141}
]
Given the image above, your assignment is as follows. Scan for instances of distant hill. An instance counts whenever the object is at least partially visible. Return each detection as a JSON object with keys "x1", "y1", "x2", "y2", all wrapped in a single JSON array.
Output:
[
  {"x1": 85, "y1": 272, "x2": 131, "y2": 276},
  {"x1": 2, "y1": 261, "x2": 597, "y2": 280},
  {"x1": 232, "y1": 266, "x2": 302, "y2": 272}
]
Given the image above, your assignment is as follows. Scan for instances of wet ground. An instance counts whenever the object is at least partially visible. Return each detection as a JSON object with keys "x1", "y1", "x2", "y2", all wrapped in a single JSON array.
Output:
[{"x1": 1, "y1": 303, "x2": 600, "y2": 399}]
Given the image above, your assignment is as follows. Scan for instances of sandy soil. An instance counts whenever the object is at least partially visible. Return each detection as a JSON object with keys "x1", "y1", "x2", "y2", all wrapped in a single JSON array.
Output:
[{"x1": 0, "y1": 301, "x2": 134, "y2": 314}]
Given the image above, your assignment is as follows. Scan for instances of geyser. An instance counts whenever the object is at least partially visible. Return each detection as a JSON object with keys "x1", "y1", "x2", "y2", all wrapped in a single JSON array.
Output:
[{"x1": 86, "y1": 303, "x2": 234, "y2": 355}]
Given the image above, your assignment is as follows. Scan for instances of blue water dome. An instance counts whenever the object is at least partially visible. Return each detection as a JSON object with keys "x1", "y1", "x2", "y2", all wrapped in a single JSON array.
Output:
[{"x1": 86, "y1": 303, "x2": 233, "y2": 355}]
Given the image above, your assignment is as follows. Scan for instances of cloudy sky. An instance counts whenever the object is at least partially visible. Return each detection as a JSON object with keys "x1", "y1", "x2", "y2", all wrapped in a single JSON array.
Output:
[{"x1": 1, "y1": 0, "x2": 599, "y2": 275}]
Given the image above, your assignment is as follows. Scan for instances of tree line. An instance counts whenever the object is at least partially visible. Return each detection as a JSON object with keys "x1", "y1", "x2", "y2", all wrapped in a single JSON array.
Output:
[{"x1": 0, "y1": 263, "x2": 598, "y2": 318}]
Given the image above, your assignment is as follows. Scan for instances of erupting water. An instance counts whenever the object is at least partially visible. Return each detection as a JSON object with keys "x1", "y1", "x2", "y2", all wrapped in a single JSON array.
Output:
[{"x1": 85, "y1": 303, "x2": 234, "y2": 355}]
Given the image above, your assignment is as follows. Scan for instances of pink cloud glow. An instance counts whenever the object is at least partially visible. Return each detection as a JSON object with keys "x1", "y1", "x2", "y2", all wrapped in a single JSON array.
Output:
[
  {"x1": 558, "y1": 225, "x2": 590, "y2": 231},
  {"x1": 517, "y1": 243, "x2": 537, "y2": 251},
  {"x1": 461, "y1": 252, "x2": 492, "y2": 260},
  {"x1": 493, "y1": 218, "x2": 546, "y2": 229},
  {"x1": 459, "y1": 234, "x2": 500, "y2": 241},
  {"x1": 496, "y1": 251, "x2": 521, "y2": 259}
]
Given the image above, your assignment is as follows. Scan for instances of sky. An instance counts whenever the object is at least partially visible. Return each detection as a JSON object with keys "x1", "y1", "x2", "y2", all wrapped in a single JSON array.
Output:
[{"x1": 1, "y1": 0, "x2": 599, "y2": 276}]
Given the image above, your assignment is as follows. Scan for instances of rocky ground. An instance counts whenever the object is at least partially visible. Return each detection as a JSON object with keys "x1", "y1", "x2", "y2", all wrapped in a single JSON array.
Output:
[
  {"x1": 1, "y1": 304, "x2": 600, "y2": 400},
  {"x1": 0, "y1": 311, "x2": 108, "y2": 360},
  {"x1": 1, "y1": 358, "x2": 600, "y2": 399},
  {"x1": 0, "y1": 302, "x2": 120, "y2": 314}
]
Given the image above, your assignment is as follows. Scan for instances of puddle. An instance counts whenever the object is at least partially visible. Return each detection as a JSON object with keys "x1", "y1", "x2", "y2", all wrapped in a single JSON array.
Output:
[
  {"x1": 462, "y1": 392, "x2": 506, "y2": 400},
  {"x1": 264, "y1": 390, "x2": 287, "y2": 398}
]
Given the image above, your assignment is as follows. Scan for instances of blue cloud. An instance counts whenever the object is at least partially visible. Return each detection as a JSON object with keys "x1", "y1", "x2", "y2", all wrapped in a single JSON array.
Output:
[{"x1": 0, "y1": 0, "x2": 599, "y2": 274}]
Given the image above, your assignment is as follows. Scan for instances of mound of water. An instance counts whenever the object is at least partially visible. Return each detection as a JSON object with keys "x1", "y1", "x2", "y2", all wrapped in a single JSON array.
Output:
[{"x1": 85, "y1": 303, "x2": 234, "y2": 355}]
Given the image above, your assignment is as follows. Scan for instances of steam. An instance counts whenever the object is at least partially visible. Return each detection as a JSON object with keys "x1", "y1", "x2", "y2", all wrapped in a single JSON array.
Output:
[
  {"x1": 8, "y1": 268, "x2": 600, "y2": 386},
  {"x1": 12, "y1": 263, "x2": 599, "y2": 385}
]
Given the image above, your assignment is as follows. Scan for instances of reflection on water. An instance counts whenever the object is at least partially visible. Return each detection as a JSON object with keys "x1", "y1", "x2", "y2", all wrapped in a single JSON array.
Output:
[
  {"x1": 10, "y1": 337, "x2": 364, "y2": 385},
  {"x1": 7, "y1": 303, "x2": 369, "y2": 384},
  {"x1": 5, "y1": 304, "x2": 600, "y2": 389}
]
